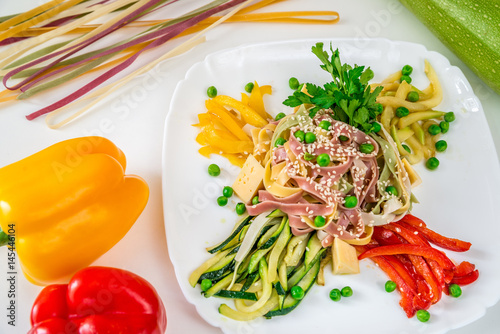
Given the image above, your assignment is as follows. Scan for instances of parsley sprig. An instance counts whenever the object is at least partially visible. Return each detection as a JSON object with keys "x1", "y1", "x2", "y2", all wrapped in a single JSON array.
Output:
[{"x1": 283, "y1": 42, "x2": 383, "y2": 133}]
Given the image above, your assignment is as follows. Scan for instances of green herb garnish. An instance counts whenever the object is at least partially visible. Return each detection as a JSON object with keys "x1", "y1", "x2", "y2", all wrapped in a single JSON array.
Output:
[{"x1": 283, "y1": 42, "x2": 383, "y2": 133}]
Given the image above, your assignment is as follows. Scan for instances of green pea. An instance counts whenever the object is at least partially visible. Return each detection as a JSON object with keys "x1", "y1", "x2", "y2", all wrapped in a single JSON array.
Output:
[
  {"x1": 275, "y1": 137, "x2": 287, "y2": 147},
  {"x1": 339, "y1": 135, "x2": 349, "y2": 142},
  {"x1": 251, "y1": 196, "x2": 259, "y2": 205},
  {"x1": 314, "y1": 216, "x2": 326, "y2": 227},
  {"x1": 208, "y1": 164, "x2": 221, "y2": 177},
  {"x1": 371, "y1": 122, "x2": 381, "y2": 133},
  {"x1": 402, "y1": 144, "x2": 411, "y2": 153},
  {"x1": 217, "y1": 196, "x2": 228, "y2": 206},
  {"x1": 294, "y1": 130, "x2": 305, "y2": 142},
  {"x1": 385, "y1": 186, "x2": 398, "y2": 197},
  {"x1": 344, "y1": 196, "x2": 357, "y2": 208},
  {"x1": 407, "y1": 91, "x2": 419, "y2": 102},
  {"x1": 304, "y1": 153, "x2": 315, "y2": 161},
  {"x1": 444, "y1": 111, "x2": 456, "y2": 122},
  {"x1": 428, "y1": 124, "x2": 441, "y2": 135},
  {"x1": 245, "y1": 82, "x2": 254, "y2": 93},
  {"x1": 341, "y1": 286, "x2": 353, "y2": 297},
  {"x1": 329, "y1": 288, "x2": 341, "y2": 301},
  {"x1": 416, "y1": 309, "x2": 430, "y2": 322},
  {"x1": 373, "y1": 103, "x2": 383, "y2": 113},
  {"x1": 319, "y1": 120, "x2": 332, "y2": 131},
  {"x1": 435, "y1": 140, "x2": 447, "y2": 152},
  {"x1": 426, "y1": 157, "x2": 439, "y2": 170},
  {"x1": 440, "y1": 121, "x2": 449, "y2": 134},
  {"x1": 290, "y1": 286, "x2": 305, "y2": 300},
  {"x1": 207, "y1": 85, "x2": 217, "y2": 98},
  {"x1": 222, "y1": 186, "x2": 233, "y2": 198},
  {"x1": 400, "y1": 75, "x2": 412, "y2": 84},
  {"x1": 448, "y1": 283, "x2": 462, "y2": 298},
  {"x1": 289, "y1": 77, "x2": 300, "y2": 90},
  {"x1": 201, "y1": 279, "x2": 212, "y2": 291},
  {"x1": 401, "y1": 65, "x2": 413, "y2": 76},
  {"x1": 275, "y1": 112, "x2": 286, "y2": 121},
  {"x1": 385, "y1": 280, "x2": 397, "y2": 293},
  {"x1": 395, "y1": 106, "x2": 410, "y2": 118},
  {"x1": 305, "y1": 132, "x2": 316, "y2": 144},
  {"x1": 235, "y1": 202, "x2": 246, "y2": 215},
  {"x1": 317, "y1": 153, "x2": 331, "y2": 167},
  {"x1": 359, "y1": 143, "x2": 375, "y2": 154}
]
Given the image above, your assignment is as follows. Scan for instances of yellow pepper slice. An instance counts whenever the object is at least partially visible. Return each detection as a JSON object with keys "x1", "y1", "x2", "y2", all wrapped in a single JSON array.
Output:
[
  {"x1": 213, "y1": 95, "x2": 268, "y2": 127},
  {"x1": 0, "y1": 136, "x2": 149, "y2": 285}
]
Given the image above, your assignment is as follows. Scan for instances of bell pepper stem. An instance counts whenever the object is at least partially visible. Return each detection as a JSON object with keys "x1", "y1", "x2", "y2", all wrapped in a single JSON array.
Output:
[{"x1": 0, "y1": 229, "x2": 9, "y2": 247}]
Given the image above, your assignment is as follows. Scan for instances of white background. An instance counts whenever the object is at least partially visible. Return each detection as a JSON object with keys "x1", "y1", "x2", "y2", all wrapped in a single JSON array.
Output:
[{"x1": 0, "y1": 0, "x2": 499, "y2": 333}]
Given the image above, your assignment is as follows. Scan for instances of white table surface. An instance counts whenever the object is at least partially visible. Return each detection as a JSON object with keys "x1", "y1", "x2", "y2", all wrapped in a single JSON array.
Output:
[{"x1": 0, "y1": 0, "x2": 499, "y2": 333}]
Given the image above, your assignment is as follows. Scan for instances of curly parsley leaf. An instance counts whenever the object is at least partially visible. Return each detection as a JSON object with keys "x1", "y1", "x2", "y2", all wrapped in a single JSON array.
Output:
[{"x1": 283, "y1": 42, "x2": 384, "y2": 133}]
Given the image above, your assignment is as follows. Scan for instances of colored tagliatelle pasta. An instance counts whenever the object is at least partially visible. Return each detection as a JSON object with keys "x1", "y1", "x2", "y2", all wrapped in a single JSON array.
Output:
[
  {"x1": 190, "y1": 43, "x2": 478, "y2": 323},
  {"x1": 245, "y1": 105, "x2": 413, "y2": 248}
]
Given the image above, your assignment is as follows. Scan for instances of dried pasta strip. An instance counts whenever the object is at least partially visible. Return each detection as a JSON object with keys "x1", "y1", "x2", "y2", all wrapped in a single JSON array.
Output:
[
  {"x1": 0, "y1": 0, "x2": 139, "y2": 68},
  {"x1": 43, "y1": 1, "x2": 255, "y2": 128},
  {"x1": 0, "y1": 0, "x2": 85, "y2": 42}
]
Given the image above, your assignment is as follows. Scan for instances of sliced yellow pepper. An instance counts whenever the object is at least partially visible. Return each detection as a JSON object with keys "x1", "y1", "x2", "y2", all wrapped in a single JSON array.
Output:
[
  {"x1": 0, "y1": 137, "x2": 149, "y2": 285},
  {"x1": 247, "y1": 82, "x2": 272, "y2": 120},
  {"x1": 213, "y1": 95, "x2": 268, "y2": 127}
]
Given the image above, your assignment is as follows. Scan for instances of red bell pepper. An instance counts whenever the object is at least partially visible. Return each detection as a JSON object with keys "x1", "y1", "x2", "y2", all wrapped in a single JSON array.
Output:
[
  {"x1": 358, "y1": 244, "x2": 456, "y2": 271},
  {"x1": 454, "y1": 261, "x2": 476, "y2": 276},
  {"x1": 450, "y1": 270, "x2": 479, "y2": 285},
  {"x1": 400, "y1": 215, "x2": 471, "y2": 252},
  {"x1": 29, "y1": 267, "x2": 167, "y2": 334},
  {"x1": 450, "y1": 261, "x2": 479, "y2": 286}
]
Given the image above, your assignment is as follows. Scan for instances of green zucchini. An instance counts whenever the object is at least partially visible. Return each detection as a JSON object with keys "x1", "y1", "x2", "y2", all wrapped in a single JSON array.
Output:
[
  {"x1": 240, "y1": 271, "x2": 259, "y2": 292},
  {"x1": 399, "y1": 0, "x2": 500, "y2": 94},
  {"x1": 206, "y1": 215, "x2": 252, "y2": 254},
  {"x1": 267, "y1": 209, "x2": 286, "y2": 218},
  {"x1": 198, "y1": 247, "x2": 238, "y2": 283},
  {"x1": 287, "y1": 248, "x2": 325, "y2": 288},
  {"x1": 304, "y1": 234, "x2": 322, "y2": 267},
  {"x1": 214, "y1": 290, "x2": 258, "y2": 301},
  {"x1": 205, "y1": 272, "x2": 239, "y2": 298},
  {"x1": 264, "y1": 260, "x2": 321, "y2": 318},
  {"x1": 258, "y1": 216, "x2": 287, "y2": 249}
]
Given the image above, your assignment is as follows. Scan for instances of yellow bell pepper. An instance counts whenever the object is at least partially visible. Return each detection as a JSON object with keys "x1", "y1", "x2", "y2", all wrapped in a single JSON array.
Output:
[{"x1": 0, "y1": 136, "x2": 149, "y2": 285}]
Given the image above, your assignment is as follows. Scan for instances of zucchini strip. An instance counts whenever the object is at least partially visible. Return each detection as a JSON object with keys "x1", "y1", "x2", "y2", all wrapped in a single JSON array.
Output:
[
  {"x1": 207, "y1": 215, "x2": 252, "y2": 254},
  {"x1": 189, "y1": 248, "x2": 231, "y2": 287},
  {"x1": 235, "y1": 258, "x2": 272, "y2": 313},
  {"x1": 267, "y1": 218, "x2": 291, "y2": 283},
  {"x1": 220, "y1": 290, "x2": 279, "y2": 321}
]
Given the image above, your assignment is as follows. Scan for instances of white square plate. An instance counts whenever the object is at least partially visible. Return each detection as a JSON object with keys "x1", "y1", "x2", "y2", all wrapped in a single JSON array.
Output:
[{"x1": 162, "y1": 38, "x2": 500, "y2": 334}]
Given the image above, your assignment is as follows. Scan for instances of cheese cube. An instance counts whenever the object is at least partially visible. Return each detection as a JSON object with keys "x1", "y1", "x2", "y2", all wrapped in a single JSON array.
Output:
[
  {"x1": 232, "y1": 154, "x2": 265, "y2": 203},
  {"x1": 332, "y1": 237, "x2": 360, "y2": 275}
]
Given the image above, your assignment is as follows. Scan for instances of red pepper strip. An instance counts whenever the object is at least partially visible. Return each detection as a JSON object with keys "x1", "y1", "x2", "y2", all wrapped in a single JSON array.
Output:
[
  {"x1": 29, "y1": 267, "x2": 166, "y2": 334},
  {"x1": 450, "y1": 269, "x2": 479, "y2": 286},
  {"x1": 455, "y1": 261, "x2": 476, "y2": 277},
  {"x1": 406, "y1": 225, "x2": 471, "y2": 252},
  {"x1": 399, "y1": 214, "x2": 427, "y2": 227},
  {"x1": 383, "y1": 254, "x2": 418, "y2": 293},
  {"x1": 386, "y1": 223, "x2": 444, "y2": 302},
  {"x1": 358, "y1": 244, "x2": 456, "y2": 271},
  {"x1": 407, "y1": 254, "x2": 441, "y2": 304},
  {"x1": 393, "y1": 222, "x2": 431, "y2": 247},
  {"x1": 356, "y1": 245, "x2": 416, "y2": 317},
  {"x1": 400, "y1": 215, "x2": 471, "y2": 252},
  {"x1": 372, "y1": 226, "x2": 404, "y2": 245}
]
